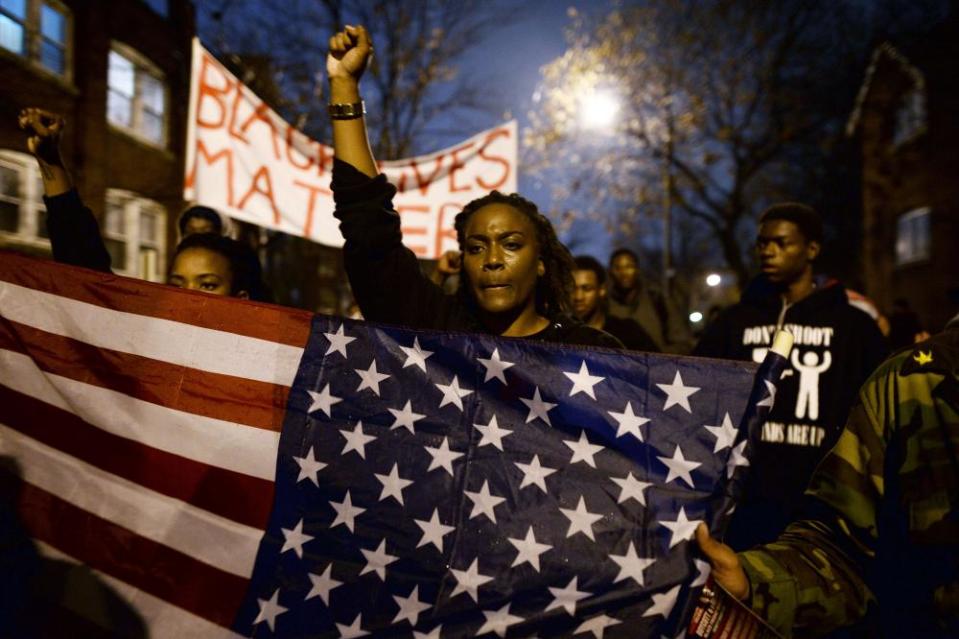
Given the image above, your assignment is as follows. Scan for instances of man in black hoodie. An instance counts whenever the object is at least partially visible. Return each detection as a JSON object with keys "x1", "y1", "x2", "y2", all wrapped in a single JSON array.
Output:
[{"x1": 695, "y1": 203, "x2": 887, "y2": 549}]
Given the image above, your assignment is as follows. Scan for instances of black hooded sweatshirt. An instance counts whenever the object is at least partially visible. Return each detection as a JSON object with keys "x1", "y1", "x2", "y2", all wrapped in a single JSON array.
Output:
[{"x1": 695, "y1": 276, "x2": 888, "y2": 548}]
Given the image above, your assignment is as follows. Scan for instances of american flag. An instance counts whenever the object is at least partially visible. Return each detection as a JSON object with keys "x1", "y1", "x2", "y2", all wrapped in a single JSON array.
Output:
[{"x1": 0, "y1": 251, "x2": 764, "y2": 638}]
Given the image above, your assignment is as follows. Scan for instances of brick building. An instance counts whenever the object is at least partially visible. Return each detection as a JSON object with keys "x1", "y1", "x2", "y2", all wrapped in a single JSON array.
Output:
[
  {"x1": 0, "y1": 0, "x2": 194, "y2": 282},
  {"x1": 847, "y1": 16, "x2": 959, "y2": 332},
  {"x1": 0, "y1": 2, "x2": 353, "y2": 313}
]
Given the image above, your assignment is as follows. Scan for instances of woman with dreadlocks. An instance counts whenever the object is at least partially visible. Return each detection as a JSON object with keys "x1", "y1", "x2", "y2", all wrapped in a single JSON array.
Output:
[{"x1": 327, "y1": 26, "x2": 620, "y2": 347}]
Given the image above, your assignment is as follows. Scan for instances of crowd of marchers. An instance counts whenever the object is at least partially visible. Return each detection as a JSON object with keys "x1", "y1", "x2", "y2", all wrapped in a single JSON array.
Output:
[{"x1": 13, "y1": 23, "x2": 957, "y2": 639}]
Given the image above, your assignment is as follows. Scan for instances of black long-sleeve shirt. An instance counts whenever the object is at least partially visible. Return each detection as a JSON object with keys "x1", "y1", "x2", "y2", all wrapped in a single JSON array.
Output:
[
  {"x1": 44, "y1": 189, "x2": 112, "y2": 273},
  {"x1": 332, "y1": 160, "x2": 621, "y2": 349}
]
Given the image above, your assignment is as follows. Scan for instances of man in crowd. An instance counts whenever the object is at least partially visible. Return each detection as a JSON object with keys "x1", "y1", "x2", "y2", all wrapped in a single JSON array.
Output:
[
  {"x1": 698, "y1": 314, "x2": 959, "y2": 638},
  {"x1": 607, "y1": 248, "x2": 692, "y2": 353},
  {"x1": 572, "y1": 256, "x2": 659, "y2": 352},
  {"x1": 178, "y1": 205, "x2": 224, "y2": 238},
  {"x1": 694, "y1": 203, "x2": 887, "y2": 549}
]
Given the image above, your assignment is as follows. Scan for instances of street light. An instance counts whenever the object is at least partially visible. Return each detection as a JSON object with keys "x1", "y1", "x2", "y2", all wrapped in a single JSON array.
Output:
[
  {"x1": 706, "y1": 273, "x2": 721, "y2": 287},
  {"x1": 689, "y1": 311, "x2": 704, "y2": 323},
  {"x1": 579, "y1": 89, "x2": 620, "y2": 130}
]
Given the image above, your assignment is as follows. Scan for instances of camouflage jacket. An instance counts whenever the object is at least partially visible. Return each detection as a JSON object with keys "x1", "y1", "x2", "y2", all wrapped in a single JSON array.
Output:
[{"x1": 739, "y1": 318, "x2": 959, "y2": 638}]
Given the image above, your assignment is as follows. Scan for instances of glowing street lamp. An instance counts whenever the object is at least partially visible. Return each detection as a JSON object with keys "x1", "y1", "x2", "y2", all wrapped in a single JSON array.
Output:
[
  {"x1": 579, "y1": 89, "x2": 620, "y2": 131},
  {"x1": 706, "y1": 273, "x2": 721, "y2": 287},
  {"x1": 689, "y1": 311, "x2": 704, "y2": 323}
]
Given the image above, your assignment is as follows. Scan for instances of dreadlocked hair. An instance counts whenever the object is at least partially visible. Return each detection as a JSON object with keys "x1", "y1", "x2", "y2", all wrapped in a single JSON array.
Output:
[{"x1": 453, "y1": 191, "x2": 574, "y2": 318}]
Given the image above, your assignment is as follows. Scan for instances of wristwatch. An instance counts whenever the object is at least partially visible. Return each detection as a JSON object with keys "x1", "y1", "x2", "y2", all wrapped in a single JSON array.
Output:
[{"x1": 328, "y1": 101, "x2": 366, "y2": 120}]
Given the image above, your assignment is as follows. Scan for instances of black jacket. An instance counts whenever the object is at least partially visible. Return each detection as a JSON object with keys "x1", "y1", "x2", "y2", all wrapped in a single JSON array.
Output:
[
  {"x1": 603, "y1": 315, "x2": 659, "y2": 352},
  {"x1": 695, "y1": 276, "x2": 888, "y2": 548},
  {"x1": 332, "y1": 160, "x2": 621, "y2": 349}
]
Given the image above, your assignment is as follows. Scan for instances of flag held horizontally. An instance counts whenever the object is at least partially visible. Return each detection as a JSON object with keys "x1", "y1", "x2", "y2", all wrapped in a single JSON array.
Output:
[{"x1": 0, "y1": 251, "x2": 782, "y2": 638}]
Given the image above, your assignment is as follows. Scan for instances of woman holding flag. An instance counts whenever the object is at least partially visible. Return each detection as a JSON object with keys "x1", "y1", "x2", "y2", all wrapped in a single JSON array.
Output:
[
  {"x1": 17, "y1": 108, "x2": 270, "y2": 301},
  {"x1": 328, "y1": 26, "x2": 620, "y2": 348}
]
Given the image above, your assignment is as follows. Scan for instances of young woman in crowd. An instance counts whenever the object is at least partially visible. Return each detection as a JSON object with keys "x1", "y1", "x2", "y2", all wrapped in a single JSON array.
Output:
[
  {"x1": 327, "y1": 26, "x2": 620, "y2": 348},
  {"x1": 18, "y1": 108, "x2": 269, "y2": 301}
]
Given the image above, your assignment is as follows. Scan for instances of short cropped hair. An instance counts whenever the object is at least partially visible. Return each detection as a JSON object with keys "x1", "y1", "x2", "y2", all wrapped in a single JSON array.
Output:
[
  {"x1": 609, "y1": 247, "x2": 638, "y2": 266},
  {"x1": 573, "y1": 255, "x2": 606, "y2": 286},
  {"x1": 759, "y1": 203, "x2": 823, "y2": 243},
  {"x1": 178, "y1": 206, "x2": 224, "y2": 236}
]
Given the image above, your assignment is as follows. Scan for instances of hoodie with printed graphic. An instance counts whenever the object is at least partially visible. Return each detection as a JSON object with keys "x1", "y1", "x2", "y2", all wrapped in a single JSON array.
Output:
[{"x1": 694, "y1": 275, "x2": 888, "y2": 549}]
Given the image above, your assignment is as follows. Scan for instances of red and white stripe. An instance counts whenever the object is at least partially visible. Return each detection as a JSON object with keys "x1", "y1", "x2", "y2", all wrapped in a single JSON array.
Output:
[{"x1": 0, "y1": 252, "x2": 313, "y2": 634}]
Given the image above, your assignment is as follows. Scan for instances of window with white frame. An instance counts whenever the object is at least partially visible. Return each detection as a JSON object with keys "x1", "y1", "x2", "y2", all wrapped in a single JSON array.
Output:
[
  {"x1": 0, "y1": 149, "x2": 48, "y2": 245},
  {"x1": 895, "y1": 207, "x2": 931, "y2": 266},
  {"x1": 892, "y1": 86, "x2": 926, "y2": 147},
  {"x1": 107, "y1": 43, "x2": 168, "y2": 146},
  {"x1": 103, "y1": 189, "x2": 167, "y2": 282},
  {"x1": 0, "y1": 0, "x2": 71, "y2": 78}
]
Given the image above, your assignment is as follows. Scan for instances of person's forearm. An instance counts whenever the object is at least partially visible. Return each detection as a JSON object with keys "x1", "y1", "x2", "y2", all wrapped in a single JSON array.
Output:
[
  {"x1": 330, "y1": 79, "x2": 377, "y2": 177},
  {"x1": 740, "y1": 518, "x2": 874, "y2": 636},
  {"x1": 37, "y1": 157, "x2": 72, "y2": 197}
]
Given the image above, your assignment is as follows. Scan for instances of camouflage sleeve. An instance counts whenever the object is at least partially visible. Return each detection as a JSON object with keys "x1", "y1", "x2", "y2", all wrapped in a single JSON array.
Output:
[{"x1": 737, "y1": 355, "x2": 897, "y2": 636}]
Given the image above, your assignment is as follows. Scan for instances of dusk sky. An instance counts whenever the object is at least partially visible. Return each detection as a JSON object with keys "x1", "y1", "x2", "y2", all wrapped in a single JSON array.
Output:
[
  {"x1": 195, "y1": 0, "x2": 617, "y2": 259},
  {"x1": 452, "y1": 1, "x2": 616, "y2": 259}
]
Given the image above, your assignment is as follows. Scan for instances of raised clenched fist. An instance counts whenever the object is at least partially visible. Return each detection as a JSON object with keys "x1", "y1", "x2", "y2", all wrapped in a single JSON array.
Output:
[
  {"x1": 18, "y1": 107, "x2": 65, "y2": 166},
  {"x1": 327, "y1": 25, "x2": 373, "y2": 84},
  {"x1": 437, "y1": 250, "x2": 462, "y2": 275}
]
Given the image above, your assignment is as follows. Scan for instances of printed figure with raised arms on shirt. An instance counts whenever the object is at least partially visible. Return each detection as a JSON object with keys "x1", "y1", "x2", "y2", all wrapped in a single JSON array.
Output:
[
  {"x1": 694, "y1": 202, "x2": 887, "y2": 549},
  {"x1": 698, "y1": 313, "x2": 959, "y2": 638}
]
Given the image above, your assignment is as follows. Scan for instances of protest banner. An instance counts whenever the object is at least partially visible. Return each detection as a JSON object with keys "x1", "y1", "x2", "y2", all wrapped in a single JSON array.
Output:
[{"x1": 183, "y1": 39, "x2": 517, "y2": 259}]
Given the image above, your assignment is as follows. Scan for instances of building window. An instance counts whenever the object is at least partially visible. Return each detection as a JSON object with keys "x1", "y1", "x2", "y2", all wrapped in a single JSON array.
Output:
[
  {"x1": 0, "y1": 149, "x2": 49, "y2": 245},
  {"x1": 0, "y1": 0, "x2": 26, "y2": 56},
  {"x1": 107, "y1": 43, "x2": 168, "y2": 147},
  {"x1": 895, "y1": 207, "x2": 931, "y2": 266},
  {"x1": 0, "y1": 0, "x2": 71, "y2": 78},
  {"x1": 892, "y1": 86, "x2": 926, "y2": 147},
  {"x1": 39, "y1": 2, "x2": 66, "y2": 73},
  {"x1": 103, "y1": 190, "x2": 167, "y2": 282}
]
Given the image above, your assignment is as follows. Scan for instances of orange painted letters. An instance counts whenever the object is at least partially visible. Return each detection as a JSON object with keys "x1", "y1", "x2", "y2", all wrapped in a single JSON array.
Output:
[
  {"x1": 408, "y1": 156, "x2": 445, "y2": 196},
  {"x1": 476, "y1": 128, "x2": 511, "y2": 191},
  {"x1": 239, "y1": 102, "x2": 281, "y2": 161},
  {"x1": 435, "y1": 203, "x2": 461, "y2": 256},
  {"x1": 238, "y1": 166, "x2": 281, "y2": 225},
  {"x1": 196, "y1": 54, "x2": 234, "y2": 129},
  {"x1": 448, "y1": 142, "x2": 475, "y2": 193},
  {"x1": 185, "y1": 141, "x2": 234, "y2": 206}
]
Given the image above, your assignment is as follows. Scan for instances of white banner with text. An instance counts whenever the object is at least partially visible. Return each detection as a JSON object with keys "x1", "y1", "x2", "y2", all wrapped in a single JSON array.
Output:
[{"x1": 184, "y1": 39, "x2": 518, "y2": 258}]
